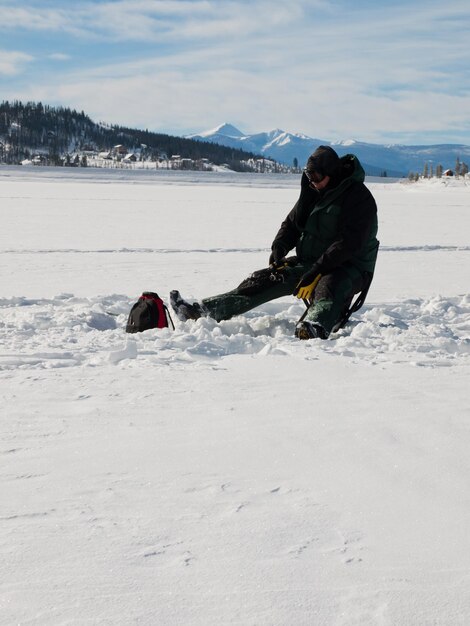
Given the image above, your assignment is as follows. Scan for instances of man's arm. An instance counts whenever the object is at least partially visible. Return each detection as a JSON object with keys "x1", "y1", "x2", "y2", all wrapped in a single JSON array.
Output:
[{"x1": 270, "y1": 173, "x2": 317, "y2": 260}]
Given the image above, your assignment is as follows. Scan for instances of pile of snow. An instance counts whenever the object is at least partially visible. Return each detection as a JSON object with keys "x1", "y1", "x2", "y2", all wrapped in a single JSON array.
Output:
[{"x1": 1, "y1": 293, "x2": 468, "y2": 371}]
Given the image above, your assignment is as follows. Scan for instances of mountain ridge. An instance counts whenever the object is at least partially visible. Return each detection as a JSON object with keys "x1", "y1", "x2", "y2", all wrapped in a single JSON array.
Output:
[{"x1": 187, "y1": 125, "x2": 470, "y2": 176}]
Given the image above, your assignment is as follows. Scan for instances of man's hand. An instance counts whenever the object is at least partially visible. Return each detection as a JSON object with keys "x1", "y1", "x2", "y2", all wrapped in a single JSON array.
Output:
[
  {"x1": 269, "y1": 245, "x2": 287, "y2": 267},
  {"x1": 293, "y1": 266, "x2": 322, "y2": 301}
]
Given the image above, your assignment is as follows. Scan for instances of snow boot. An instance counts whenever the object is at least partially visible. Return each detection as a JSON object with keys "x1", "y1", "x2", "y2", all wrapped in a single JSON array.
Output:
[
  {"x1": 295, "y1": 321, "x2": 329, "y2": 340},
  {"x1": 170, "y1": 290, "x2": 207, "y2": 322}
]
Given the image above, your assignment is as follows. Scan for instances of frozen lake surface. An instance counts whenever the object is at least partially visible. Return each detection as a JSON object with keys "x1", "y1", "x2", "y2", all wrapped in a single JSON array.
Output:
[{"x1": 1, "y1": 166, "x2": 469, "y2": 625}]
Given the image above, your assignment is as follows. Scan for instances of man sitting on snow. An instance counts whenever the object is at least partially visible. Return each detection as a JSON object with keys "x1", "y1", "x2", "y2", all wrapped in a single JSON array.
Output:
[{"x1": 170, "y1": 146, "x2": 379, "y2": 340}]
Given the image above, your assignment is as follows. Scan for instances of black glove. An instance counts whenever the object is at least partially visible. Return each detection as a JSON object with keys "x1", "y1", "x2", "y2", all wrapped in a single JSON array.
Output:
[
  {"x1": 269, "y1": 244, "x2": 287, "y2": 267},
  {"x1": 293, "y1": 264, "x2": 322, "y2": 300}
]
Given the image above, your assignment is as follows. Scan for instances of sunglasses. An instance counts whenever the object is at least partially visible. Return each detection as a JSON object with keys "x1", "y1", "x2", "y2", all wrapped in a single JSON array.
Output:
[{"x1": 304, "y1": 169, "x2": 325, "y2": 185}]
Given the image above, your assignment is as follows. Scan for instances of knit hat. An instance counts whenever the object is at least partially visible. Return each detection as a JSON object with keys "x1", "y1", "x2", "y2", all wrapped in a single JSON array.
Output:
[{"x1": 306, "y1": 145, "x2": 340, "y2": 177}]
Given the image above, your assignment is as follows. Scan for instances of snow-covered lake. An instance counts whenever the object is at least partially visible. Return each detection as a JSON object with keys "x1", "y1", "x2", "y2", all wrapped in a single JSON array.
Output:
[{"x1": 1, "y1": 166, "x2": 469, "y2": 625}]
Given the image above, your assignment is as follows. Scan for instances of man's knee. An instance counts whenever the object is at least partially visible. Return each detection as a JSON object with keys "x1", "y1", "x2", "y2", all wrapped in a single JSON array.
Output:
[{"x1": 315, "y1": 267, "x2": 365, "y2": 302}]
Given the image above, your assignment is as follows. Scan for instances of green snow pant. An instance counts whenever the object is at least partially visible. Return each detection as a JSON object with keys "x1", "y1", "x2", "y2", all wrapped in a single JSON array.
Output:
[{"x1": 201, "y1": 264, "x2": 369, "y2": 334}]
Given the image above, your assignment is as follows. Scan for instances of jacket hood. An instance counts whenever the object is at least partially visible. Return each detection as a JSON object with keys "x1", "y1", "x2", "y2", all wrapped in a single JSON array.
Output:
[
  {"x1": 313, "y1": 154, "x2": 366, "y2": 209},
  {"x1": 338, "y1": 154, "x2": 365, "y2": 184}
]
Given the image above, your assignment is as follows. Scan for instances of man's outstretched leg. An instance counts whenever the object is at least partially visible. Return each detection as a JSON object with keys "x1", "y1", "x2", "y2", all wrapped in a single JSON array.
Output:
[{"x1": 170, "y1": 264, "x2": 304, "y2": 323}]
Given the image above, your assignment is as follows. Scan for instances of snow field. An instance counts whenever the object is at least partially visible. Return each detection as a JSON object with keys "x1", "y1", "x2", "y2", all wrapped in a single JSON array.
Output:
[{"x1": 1, "y1": 168, "x2": 470, "y2": 625}]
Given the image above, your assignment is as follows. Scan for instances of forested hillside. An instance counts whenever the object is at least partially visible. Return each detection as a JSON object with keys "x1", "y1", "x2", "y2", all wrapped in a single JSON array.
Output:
[{"x1": 0, "y1": 101, "x2": 262, "y2": 170}]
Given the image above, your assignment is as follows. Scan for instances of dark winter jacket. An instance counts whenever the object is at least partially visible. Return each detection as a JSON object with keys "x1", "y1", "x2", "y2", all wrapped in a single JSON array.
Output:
[{"x1": 272, "y1": 154, "x2": 379, "y2": 275}]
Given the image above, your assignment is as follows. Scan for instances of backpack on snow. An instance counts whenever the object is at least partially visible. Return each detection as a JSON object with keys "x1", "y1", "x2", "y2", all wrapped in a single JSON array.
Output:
[{"x1": 125, "y1": 292, "x2": 174, "y2": 333}]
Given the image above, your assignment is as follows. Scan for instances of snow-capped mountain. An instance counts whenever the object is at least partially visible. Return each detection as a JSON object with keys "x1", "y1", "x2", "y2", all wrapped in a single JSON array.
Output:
[
  {"x1": 196, "y1": 123, "x2": 244, "y2": 139},
  {"x1": 187, "y1": 123, "x2": 327, "y2": 168},
  {"x1": 187, "y1": 124, "x2": 470, "y2": 176}
]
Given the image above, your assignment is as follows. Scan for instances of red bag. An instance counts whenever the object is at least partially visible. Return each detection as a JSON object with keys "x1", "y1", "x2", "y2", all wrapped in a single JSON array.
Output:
[{"x1": 126, "y1": 292, "x2": 174, "y2": 333}]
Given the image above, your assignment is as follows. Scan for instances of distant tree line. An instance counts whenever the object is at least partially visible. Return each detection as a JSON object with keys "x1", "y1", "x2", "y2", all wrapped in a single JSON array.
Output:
[
  {"x1": 0, "y1": 101, "x2": 263, "y2": 171},
  {"x1": 408, "y1": 157, "x2": 469, "y2": 181}
]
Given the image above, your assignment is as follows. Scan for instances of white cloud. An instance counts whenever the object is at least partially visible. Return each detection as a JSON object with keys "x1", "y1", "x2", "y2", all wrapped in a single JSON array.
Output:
[
  {"x1": 11, "y1": 57, "x2": 469, "y2": 144},
  {"x1": 0, "y1": 50, "x2": 34, "y2": 75},
  {"x1": 1, "y1": 6, "x2": 67, "y2": 32},
  {"x1": 1, "y1": 0, "x2": 470, "y2": 143},
  {"x1": 48, "y1": 53, "x2": 70, "y2": 61},
  {"x1": 0, "y1": 0, "x2": 321, "y2": 42}
]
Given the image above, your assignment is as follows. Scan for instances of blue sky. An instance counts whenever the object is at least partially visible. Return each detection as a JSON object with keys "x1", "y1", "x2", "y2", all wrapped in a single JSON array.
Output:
[{"x1": 1, "y1": 0, "x2": 469, "y2": 145}]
